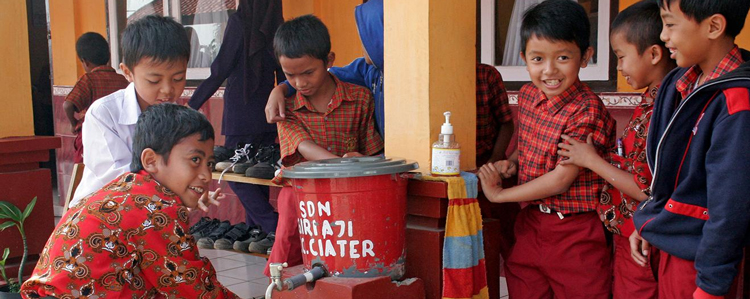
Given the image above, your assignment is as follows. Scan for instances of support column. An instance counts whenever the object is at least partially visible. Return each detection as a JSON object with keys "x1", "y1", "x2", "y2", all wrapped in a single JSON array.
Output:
[
  {"x1": 384, "y1": 0, "x2": 476, "y2": 172},
  {"x1": 0, "y1": 0, "x2": 34, "y2": 137}
]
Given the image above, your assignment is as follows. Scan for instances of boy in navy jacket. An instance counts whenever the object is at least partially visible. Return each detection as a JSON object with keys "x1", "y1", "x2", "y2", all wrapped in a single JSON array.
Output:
[{"x1": 631, "y1": 0, "x2": 750, "y2": 298}]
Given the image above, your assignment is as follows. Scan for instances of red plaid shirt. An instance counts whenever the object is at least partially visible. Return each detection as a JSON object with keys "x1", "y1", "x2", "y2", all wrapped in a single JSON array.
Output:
[
  {"x1": 476, "y1": 63, "x2": 513, "y2": 162},
  {"x1": 677, "y1": 45, "x2": 744, "y2": 99},
  {"x1": 517, "y1": 80, "x2": 616, "y2": 214},
  {"x1": 21, "y1": 172, "x2": 239, "y2": 299},
  {"x1": 598, "y1": 86, "x2": 657, "y2": 236},
  {"x1": 65, "y1": 65, "x2": 130, "y2": 129},
  {"x1": 276, "y1": 73, "x2": 383, "y2": 168}
]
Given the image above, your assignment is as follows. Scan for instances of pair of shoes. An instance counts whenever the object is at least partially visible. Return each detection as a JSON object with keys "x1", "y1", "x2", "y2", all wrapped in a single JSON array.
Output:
[
  {"x1": 214, "y1": 222, "x2": 251, "y2": 250},
  {"x1": 215, "y1": 144, "x2": 256, "y2": 173},
  {"x1": 233, "y1": 226, "x2": 268, "y2": 253},
  {"x1": 191, "y1": 218, "x2": 221, "y2": 240},
  {"x1": 248, "y1": 231, "x2": 275, "y2": 254},
  {"x1": 245, "y1": 144, "x2": 281, "y2": 179},
  {"x1": 233, "y1": 143, "x2": 259, "y2": 174},
  {"x1": 189, "y1": 217, "x2": 212, "y2": 235},
  {"x1": 197, "y1": 221, "x2": 232, "y2": 249}
]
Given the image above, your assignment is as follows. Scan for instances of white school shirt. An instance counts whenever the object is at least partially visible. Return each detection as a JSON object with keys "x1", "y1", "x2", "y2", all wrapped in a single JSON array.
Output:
[{"x1": 70, "y1": 83, "x2": 140, "y2": 207}]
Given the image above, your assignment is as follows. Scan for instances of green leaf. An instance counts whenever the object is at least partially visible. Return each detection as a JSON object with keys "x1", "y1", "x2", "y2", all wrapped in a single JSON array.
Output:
[
  {"x1": 0, "y1": 221, "x2": 16, "y2": 231},
  {"x1": 0, "y1": 202, "x2": 22, "y2": 222},
  {"x1": 21, "y1": 197, "x2": 37, "y2": 221},
  {"x1": 2, "y1": 248, "x2": 8, "y2": 261}
]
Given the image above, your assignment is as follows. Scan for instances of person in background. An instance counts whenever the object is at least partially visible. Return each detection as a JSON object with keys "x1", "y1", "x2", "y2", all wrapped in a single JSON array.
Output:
[{"x1": 63, "y1": 32, "x2": 129, "y2": 163}]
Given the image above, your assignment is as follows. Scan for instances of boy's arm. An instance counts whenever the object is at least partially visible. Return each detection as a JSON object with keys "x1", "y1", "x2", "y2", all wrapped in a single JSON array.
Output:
[
  {"x1": 188, "y1": 17, "x2": 241, "y2": 110},
  {"x1": 64, "y1": 77, "x2": 93, "y2": 131},
  {"x1": 358, "y1": 91, "x2": 384, "y2": 155},
  {"x1": 62, "y1": 101, "x2": 80, "y2": 133},
  {"x1": 277, "y1": 111, "x2": 337, "y2": 165},
  {"x1": 137, "y1": 211, "x2": 240, "y2": 299},
  {"x1": 694, "y1": 110, "x2": 750, "y2": 297},
  {"x1": 481, "y1": 162, "x2": 579, "y2": 203},
  {"x1": 81, "y1": 106, "x2": 134, "y2": 191},
  {"x1": 329, "y1": 58, "x2": 371, "y2": 88}
]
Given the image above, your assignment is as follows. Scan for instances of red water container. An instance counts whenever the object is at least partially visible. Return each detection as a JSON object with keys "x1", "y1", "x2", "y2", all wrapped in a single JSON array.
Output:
[{"x1": 283, "y1": 157, "x2": 418, "y2": 280}]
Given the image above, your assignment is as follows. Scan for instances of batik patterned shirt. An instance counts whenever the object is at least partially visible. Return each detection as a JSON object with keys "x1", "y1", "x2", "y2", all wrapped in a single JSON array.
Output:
[{"x1": 21, "y1": 171, "x2": 239, "y2": 299}]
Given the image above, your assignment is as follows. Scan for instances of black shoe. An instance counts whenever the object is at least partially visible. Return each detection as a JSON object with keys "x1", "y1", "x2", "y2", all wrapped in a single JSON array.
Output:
[
  {"x1": 248, "y1": 232, "x2": 275, "y2": 254},
  {"x1": 245, "y1": 161, "x2": 278, "y2": 179},
  {"x1": 217, "y1": 144, "x2": 257, "y2": 173},
  {"x1": 189, "y1": 217, "x2": 212, "y2": 235},
  {"x1": 214, "y1": 146, "x2": 234, "y2": 164},
  {"x1": 233, "y1": 161, "x2": 257, "y2": 174},
  {"x1": 197, "y1": 221, "x2": 232, "y2": 249},
  {"x1": 233, "y1": 226, "x2": 267, "y2": 253},
  {"x1": 214, "y1": 222, "x2": 250, "y2": 250},
  {"x1": 192, "y1": 218, "x2": 220, "y2": 240}
]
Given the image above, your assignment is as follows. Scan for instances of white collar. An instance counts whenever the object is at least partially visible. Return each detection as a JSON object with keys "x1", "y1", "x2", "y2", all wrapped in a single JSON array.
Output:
[{"x1": 119, "y1": 83, "x2": 141, "y2": 126}]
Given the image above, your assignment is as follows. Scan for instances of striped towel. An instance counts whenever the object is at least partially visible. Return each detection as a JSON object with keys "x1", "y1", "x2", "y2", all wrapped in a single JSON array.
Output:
[{"x1": 424, "y1": 172, "x2": 489, "y2": 299}]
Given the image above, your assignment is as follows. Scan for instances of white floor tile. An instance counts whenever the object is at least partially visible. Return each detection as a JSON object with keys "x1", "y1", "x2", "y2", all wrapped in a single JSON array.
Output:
[
  {"x1": 224, "y1": 253, "x2": 268, "y2": 264},
  {"x1": 500, "y1": 276, "x2": 508, "y2": 297},
  {"x1": 199, "y1": 248, "x2": 240, "y2": 258},
  {"x1": 219, "y1": 263, "x2": 268, "y2": 281},
  {"x1": 226, "y1": 281, "x2": 269, "y2": 299},
  {"x1": 217, "y1": 274, "x2": 248, "y2": 287},
  {"x1": 210, "y1": 257, "x2": 249, "y2": 271}
]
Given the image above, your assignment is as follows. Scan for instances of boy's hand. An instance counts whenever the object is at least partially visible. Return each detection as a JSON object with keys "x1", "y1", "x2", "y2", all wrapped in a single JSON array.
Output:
[
  {"x1": 196, "y1": 187, "x2": 225, "y2": 212},
  {"x1": 557, "y1": 134, "x2": 596, "y2": 169},
  {"x1": 70, "y1": 120, "x2": 80, "y2": 133},
  {"x1": 629, "y1": 230, "x2": 651, "y2": 267},
  {"x1": 492, "y1": 160, "x2": 517, "y2": 178},
  {"x1": 265, "y1": 84, "x2": 288, "y2": 123},
  {"x1": 343, "y1": 152, "x2": 364, "y2": 158},
  {"x1": 478, "y1": 163, "x2": 504, "y2": 202}
]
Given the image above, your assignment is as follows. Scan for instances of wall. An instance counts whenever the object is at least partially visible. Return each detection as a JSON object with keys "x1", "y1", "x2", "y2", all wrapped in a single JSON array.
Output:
[
  {"x1": 0, "y1": 0, "x2": 34, "y2": 138},
  {"x1": 49, "y1": 0, "x2": 107, "y2": 86}
]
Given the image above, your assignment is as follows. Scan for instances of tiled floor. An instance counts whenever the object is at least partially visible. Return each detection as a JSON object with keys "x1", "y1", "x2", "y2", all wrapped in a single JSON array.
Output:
[{"x1": 201, "y1": 247, "x2": 509, "y2": 299}]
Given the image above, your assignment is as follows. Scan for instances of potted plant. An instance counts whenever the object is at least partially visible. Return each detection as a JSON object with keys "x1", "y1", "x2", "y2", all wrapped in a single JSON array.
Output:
[{"x1": 0, "y1": 197, "x2": 36, "y2": 298}]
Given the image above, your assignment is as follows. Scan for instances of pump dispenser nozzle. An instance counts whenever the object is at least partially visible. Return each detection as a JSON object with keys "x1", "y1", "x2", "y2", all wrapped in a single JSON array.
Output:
[{"x1": 441, "y1": 111, "x2": 453, "y2": 135}]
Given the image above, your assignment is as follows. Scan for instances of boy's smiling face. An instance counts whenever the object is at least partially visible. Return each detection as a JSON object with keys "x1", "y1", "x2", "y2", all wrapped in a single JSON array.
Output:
[
  {"x1": 611, "y1": 32, "x2": 656, "y2": 90},
  {"x1": 521, "y1": 35, "x2": 593, "y2": 98},
  {"x1": 121, "y1": 57, "x2": 188, "y2": 112},
  {"x1": 148, "y1": 134, "x2": 215, "y2": 209},
  {"x1": 659, "y1": 2, "x2": 707, "y2": 68}
]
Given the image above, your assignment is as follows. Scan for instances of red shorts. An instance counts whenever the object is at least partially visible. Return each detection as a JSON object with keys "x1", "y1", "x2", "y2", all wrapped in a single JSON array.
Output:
[
  {"x1": 612, "y1": 233, "x2": 659, "y2": 299},
  {"x1": 263, "y1": 186, "x2": 303, "y2": 277},
  {"x1": 657, "y1": 251, "x2": 740, "y2": 299},
  {"x1": 504, "y1": 205, "x2": 612, "y2": 299}
]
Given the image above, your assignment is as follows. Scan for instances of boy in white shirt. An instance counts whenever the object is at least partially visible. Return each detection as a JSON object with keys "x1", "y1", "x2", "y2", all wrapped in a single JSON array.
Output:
[{"x1": 70, "y1": 15, "x2": 207, "y2": 208}]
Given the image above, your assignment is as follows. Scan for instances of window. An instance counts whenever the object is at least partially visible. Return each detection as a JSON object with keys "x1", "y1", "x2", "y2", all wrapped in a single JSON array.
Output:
[
  {"x1": 107, "y1": 0, "x2": 236, "y2": 80},
  {"x1": 480, "y1": 0, "x2": 614, "y2": 82}
]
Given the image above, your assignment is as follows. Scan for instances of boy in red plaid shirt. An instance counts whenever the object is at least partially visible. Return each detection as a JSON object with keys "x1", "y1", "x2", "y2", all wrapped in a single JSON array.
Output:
[
  {"x1": 477, "y1": 0, "x2": 616, "y2": 298},
  {"x1": 63, "y1": 32, "x2": 129, "y2": 163},
  {"x1": 263, "y1": 15, "x2": 383, "y2": 276}
]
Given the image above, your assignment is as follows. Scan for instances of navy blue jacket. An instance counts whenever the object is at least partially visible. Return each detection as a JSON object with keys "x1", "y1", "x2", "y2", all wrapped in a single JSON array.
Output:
[
  {"x1": 634, "y1": 50, "x2": 750, "y2": 296},
  {"x1": 189, "y1": 12, "x2": 284, "y2": 136}
]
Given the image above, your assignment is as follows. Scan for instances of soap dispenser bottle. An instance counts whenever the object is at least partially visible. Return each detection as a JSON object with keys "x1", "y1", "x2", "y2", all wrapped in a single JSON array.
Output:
[{"x1": 431, "y1": 111, "x2": 461, "y2": 176}]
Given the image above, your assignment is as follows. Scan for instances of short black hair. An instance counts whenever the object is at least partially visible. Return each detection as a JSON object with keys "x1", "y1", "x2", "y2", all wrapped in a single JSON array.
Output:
[
  {"x1": 520, "y1": 0, "x2": 591, "y2": 56},
  {"x1": 612, "y1": 0, "x2": 666, "y2": 54},
  {"x1": 121, "y1": 15, "x2": 190, "y2": 70},
  {"x1": 273, "y1": 15, "x2": 331, "y2": 64},
  {"x1": 658, "y1": 0, "x2": 750, "y2": 37},
  {"x1": 130, "y1": 103, "x2": 214, "y2": 172},
  {"x1": 76, "y1": 32, "x2": 110, "y2": 66}
]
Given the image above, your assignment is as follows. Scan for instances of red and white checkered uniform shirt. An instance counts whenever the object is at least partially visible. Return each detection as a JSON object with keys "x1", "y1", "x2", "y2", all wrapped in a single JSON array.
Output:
[
  {"x1": 677, "y1": 45, "x2": 744, "y2": 99},
  {"x1": 517, "y1": 80, "x2": 616, "y2": 214},
  {"x1": 65, "y1": 65, "x2": 129, "y2": 130},
  {"x1": 476, "y1": 63, "x2": 513, "y2": 163},
  {"x1": 274, "y1": 74, "x2": 383, "y2": 184}
]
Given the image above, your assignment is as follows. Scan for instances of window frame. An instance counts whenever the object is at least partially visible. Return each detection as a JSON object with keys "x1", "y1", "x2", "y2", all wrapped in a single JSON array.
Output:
[
  {"x1": 480, "y1": 0, "x2": 614, "y2": 82},
  {"x1": 106, "y1": 0, "x2": 221, "y2": 80}
]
